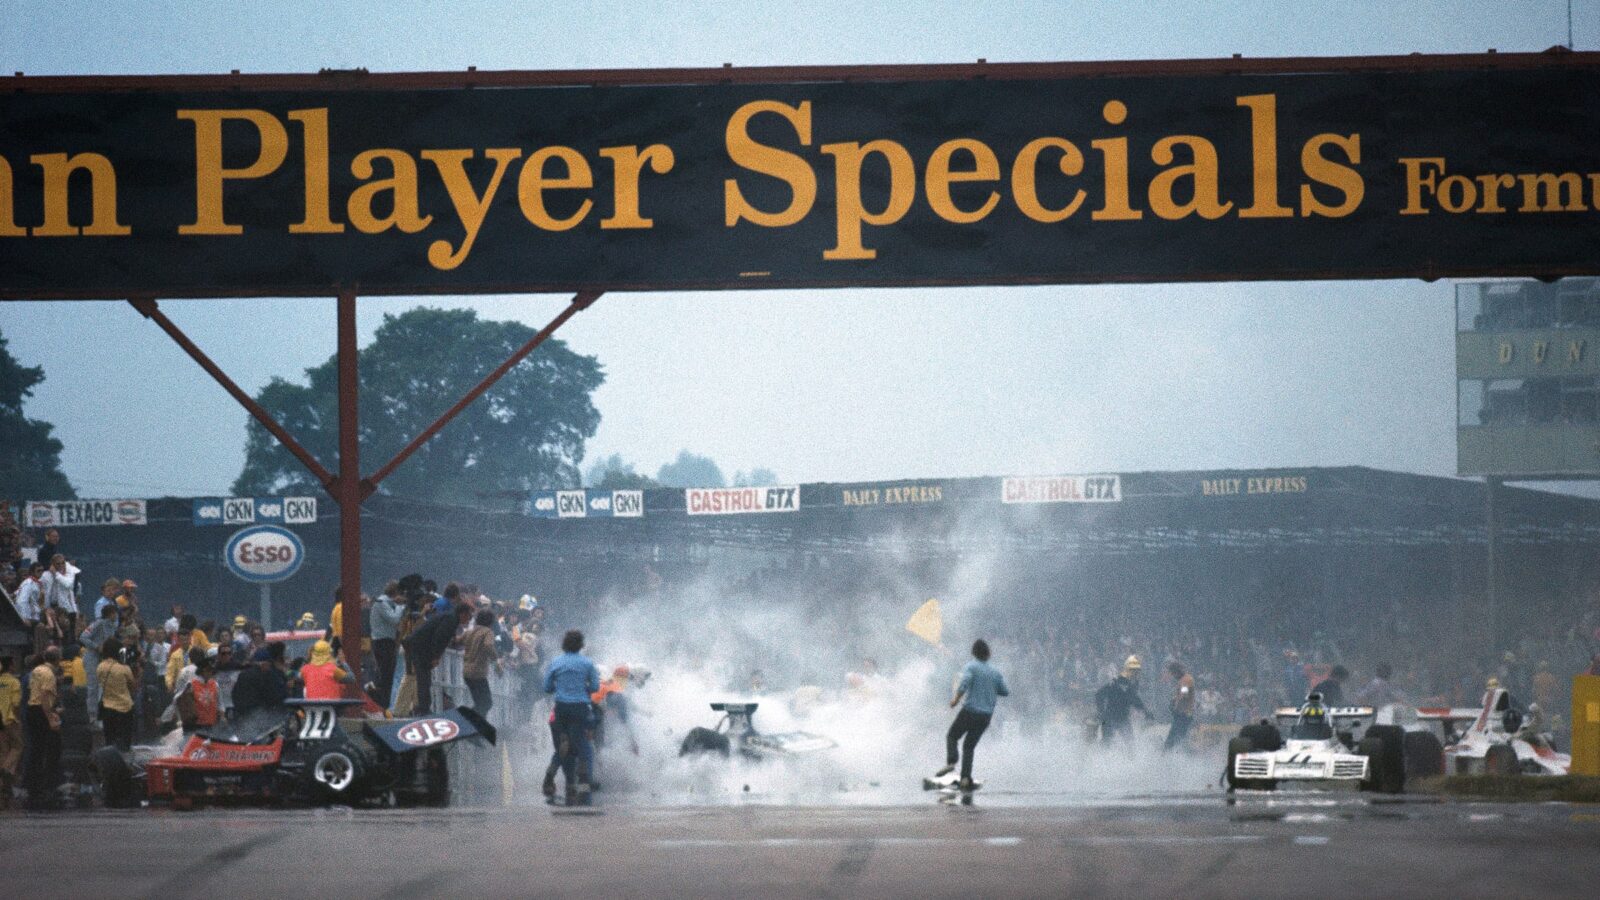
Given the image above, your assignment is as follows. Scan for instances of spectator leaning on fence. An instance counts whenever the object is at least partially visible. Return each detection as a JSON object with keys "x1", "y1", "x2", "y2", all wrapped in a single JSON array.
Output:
[{"x1": 461, "y1": 609, "x2": 502, "y2": 714}]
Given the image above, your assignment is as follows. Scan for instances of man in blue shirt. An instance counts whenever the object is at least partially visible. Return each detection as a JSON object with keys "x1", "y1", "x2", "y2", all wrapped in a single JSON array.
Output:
[
  {"x1": 543, "y1": 629, "x2": 600, "y2": 805},
  {"x1": 939, "y1": 639, "x2": 1009, "y2": 790}
]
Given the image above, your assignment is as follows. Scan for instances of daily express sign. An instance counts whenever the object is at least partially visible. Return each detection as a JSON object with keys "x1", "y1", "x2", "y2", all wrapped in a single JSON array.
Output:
[{"x1": 2, "y1": 55, "x2": 1597, "y2": 299}]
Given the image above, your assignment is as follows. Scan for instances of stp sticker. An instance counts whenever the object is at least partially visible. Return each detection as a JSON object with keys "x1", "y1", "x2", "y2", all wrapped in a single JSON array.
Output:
[{"x1": 397, "y1": 718, "x2": 460, "y2": 747}]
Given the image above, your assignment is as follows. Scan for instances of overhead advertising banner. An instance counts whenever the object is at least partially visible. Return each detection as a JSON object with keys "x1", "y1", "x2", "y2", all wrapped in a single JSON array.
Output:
[
  {"x1": 1002, "y1": 475, "x2": 1121, "y2": 504},
  {"x1": 686, "y1": 486, "x2": 800, "y2": 515},
  {"x1": 527, "y1": 489, "x2": 643, "y2": 519},
  {"x1": 25, "y1": 499, "x2": 147, "y2": 527},
  {"x1": 3, "y1": 55, "x2": 1598, "y2": 300},
  {"x1": 192, "y1": 496, "x2": 318, "y2": 526}
]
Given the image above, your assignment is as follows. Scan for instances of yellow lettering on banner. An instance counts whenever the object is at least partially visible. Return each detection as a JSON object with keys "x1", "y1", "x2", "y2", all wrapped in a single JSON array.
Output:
[
  {"x1": 30, "y1": 153, "x2": 131, "y2": 236},
  {"x1": 420, "y1": 148, "x2": 521, "y2": 270},
  {"x1": 178, "y1": 109, "x2": 288, "y2": 235},
  {"x1": 1090, "y1": 101, "x2": 1142, "y2": 221},
  {"x1": 820, "y1": 139, "x2": 915, "y2": 260},
  {"x1": 599, "y1": 144, "x2": 675, "y2": 229},
  {"x1": 1011, "y1": 138, "x2": 1086, "y2": 223},
  {"x1": 1570, "y1": 341, "x2": 1586, "y2": 365},
  {"x1": 288, "y1": 109, "x2": 344, "y2": 234},
  {"x1": 1519, "y1": 173, "x2": 1586, "y2": 212},
  {"x1": 1534, "y1": 341, "x2": 1549, "y2": 365},
  {"x1": 925, "y1": 138, "x2": 1000, "y2": 224},
  {"x1": 1474, "y1": 174, "x2": 1516, "y2": 213},
  {"x1": 725, "y1": 100, "x2": 817, "y2": 228},
  {"x1": 1398, "y1": 157, "x2": 1446, "y2": 215},
  {"x1": 347, "y1": 150, "x2": 433, "y2": 234},
  {"x1": 0, "y1": 157, "x2": 24, "y2": 236},
  {"x1": 1147, "y1": 135, "x2": 1232, "y2": 220},
  {"x1": 1298, "y1": 133, "x2": 1363, "y2": 217},
  {"x1": 1236, "y1": 94, "x2": 1293, "y2": 219},
  {"x1": 516, "y1": 146, "x2": 593, "y2": 232},
  {"x1": 1499, "y1": 342, "x2": 1515, "y2": 364}
]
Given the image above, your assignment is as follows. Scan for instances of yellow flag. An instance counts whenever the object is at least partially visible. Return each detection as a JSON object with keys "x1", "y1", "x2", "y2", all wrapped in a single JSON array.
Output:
[{"x1": 905, "y1": 598, "x2": 943, "y2": 646}]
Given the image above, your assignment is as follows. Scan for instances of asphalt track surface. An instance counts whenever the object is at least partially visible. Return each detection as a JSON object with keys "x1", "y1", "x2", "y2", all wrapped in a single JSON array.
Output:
[{"x1": 4, "y1": 790, "x2": 1599, "y2": 899}]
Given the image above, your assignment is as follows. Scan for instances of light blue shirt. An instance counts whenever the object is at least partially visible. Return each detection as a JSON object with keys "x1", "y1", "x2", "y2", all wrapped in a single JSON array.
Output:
[
  {"x1": 957, "y1": 660, "x2": 1010, "y2": 715},
  {"x1": 543, "y1": 652, "x2": 600, "y2": 704}
]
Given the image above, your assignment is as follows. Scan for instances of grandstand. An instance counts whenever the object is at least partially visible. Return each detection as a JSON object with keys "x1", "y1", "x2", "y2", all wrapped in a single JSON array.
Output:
[{"x1": 40, "y1": 466, "x2": 1600, "y2": 640}]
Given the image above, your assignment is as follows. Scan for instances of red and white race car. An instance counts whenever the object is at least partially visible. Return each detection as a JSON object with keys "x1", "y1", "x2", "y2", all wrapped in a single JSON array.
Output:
[
  {"x1": 94, "y1": 698, "x2": 495, "y2": 808},
  {"x1": 1416, "y1": 687, "x2": 1570, "y2": 776}
]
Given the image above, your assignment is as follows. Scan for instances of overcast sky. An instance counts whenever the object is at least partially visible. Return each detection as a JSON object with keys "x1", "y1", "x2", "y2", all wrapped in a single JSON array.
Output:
[{"x1": 0, "y1": 1, "x2": 1592, "y2": 498}]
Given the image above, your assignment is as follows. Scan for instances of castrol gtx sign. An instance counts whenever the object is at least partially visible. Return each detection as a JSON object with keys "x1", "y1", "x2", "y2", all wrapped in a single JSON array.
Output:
[
  {"x1": 685, "y1": 486, "x2": 800, "y2": 516},
  {"x1": 223, "y1": 524, "x2": 305, "y2": 583}
]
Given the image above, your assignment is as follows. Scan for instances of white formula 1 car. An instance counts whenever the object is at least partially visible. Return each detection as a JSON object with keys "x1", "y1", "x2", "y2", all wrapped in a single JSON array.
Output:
[
  {"x1": 1418, "y1": 687, "x2": 1570, "y2": 776},
  {"x1": 678, "y1": 702, "x2": 836, "y2": 760},
  {"x1": 1226, "y1": 693, "x2": 1443, "y2": 793}
]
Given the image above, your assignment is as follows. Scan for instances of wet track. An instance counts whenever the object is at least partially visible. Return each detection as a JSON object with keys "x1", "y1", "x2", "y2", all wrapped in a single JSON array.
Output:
[{"x1": 4, "y1": 790, "x2": 1598, "y2": 899}]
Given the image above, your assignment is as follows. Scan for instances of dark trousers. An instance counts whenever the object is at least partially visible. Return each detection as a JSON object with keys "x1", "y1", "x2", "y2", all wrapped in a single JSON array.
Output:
[
  {"x1": 372, "y1": 638, "x2": 398, "y2": 708},
  {"x1": 465, "y1": 677, "x2": 493, "y2": 714},
  {"x1": 945, "y1": 707, "x2": 992, "y2": 781},
  {"x1": 553, "y1": 701, "x2": 594, "y2": 790},
  {"x1": 23, "y1": 706, "x2": 61, "y2": 804},
  {"x1": 1164, "y1": 712, "x2": 1193, "y2": 751},
  {"x1": 1100, "y1": 716, "x2": 1132, "y2": 744},
  {"x1": 414, "y1": 661, "x2": 434, "y2": 715},
  {"x1": 99, "y1": 705, "x2": 134, "y2": 752}
]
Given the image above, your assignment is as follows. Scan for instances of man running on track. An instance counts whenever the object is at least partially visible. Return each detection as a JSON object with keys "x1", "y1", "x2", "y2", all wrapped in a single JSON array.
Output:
[{"x1": 937, "y1": 639, "x2": 1009, "y2": 791}]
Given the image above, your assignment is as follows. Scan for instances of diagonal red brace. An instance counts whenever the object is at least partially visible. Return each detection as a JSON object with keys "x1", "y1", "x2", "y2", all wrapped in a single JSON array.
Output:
[
  {"x1": 361, "y1": 290, "x2": 601, "y2": 498},
  {"x1": 130, "y1": 297, "x2": 337, "y2": 490}
]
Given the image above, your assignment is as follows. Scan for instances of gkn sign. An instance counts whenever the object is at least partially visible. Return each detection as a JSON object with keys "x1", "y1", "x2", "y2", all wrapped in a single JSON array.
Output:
[
  {"x1": 194, "y1": 496, "x2": 318, "y2": 526},
  {"x1": 527, "y1": 489, "x2": 644, "y2": 519}
]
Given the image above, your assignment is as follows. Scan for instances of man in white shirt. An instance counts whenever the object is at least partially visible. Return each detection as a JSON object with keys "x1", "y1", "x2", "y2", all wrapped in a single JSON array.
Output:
[
  {"x1": 39, "y1": 555, "x2": 79, "y2": 637},
  {"x1": 14, "y1": 562, "x2": 43, "y2": 627}
]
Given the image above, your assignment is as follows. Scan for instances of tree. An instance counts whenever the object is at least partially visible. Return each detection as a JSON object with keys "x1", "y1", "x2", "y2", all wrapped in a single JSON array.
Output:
[
  {"x1": 732, "y1": 468, "x2": 780, "y2": 487},
  {"x1": 584, "y1": 453, "x2": 660, "y2": 490},
  {"x1": 655, "y1": 450, "x2": 725, "y2": 488},
  {"x1": 0, "y1": 328, "x2": 75, "y2": 499},
  {"x1": 233, "y1": 307, "x2": 603, "y2": 506}
]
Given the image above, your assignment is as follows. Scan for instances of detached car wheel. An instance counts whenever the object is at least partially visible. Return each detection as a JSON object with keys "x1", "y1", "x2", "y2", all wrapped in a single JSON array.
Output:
[
  {"x1": 1402, "y1": 731, "x2": 1445, "y2": 780},
  {"x1": 93, "y1": 747, "x2": 138, "y2": 809},
  {"x1": 679, "y1": 726, "x2": 731, "y2": 757},
  {"x1": 310, "y1": 749, "x2": 363, "y2": 801}
]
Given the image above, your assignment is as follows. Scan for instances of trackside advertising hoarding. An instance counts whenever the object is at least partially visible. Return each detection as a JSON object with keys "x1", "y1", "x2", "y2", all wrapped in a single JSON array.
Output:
[
  {"x1": 3, "y1": 55, "x2": 1598, "y2": 299},
  {"x1": 1002, "y1": 475, "x2": 1121, "y2": 503},
  {"x1": 25, "y1": 499, "x2": 147, "y2": 527},
  {"x1": 527, "y1": 489, "x2": 644, "y2": 518},
  {"x1": 192, "y1": 496, "x2": 319, "y2": 526},
  {"x1": 686, "y1": 486, "x2": 800, "y2": 515}
]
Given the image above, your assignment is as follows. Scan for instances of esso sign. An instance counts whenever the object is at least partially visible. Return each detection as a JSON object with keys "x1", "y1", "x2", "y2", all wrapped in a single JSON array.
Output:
[{"x1": 223, "y1": 525, "x2": 305, "y2": 583}]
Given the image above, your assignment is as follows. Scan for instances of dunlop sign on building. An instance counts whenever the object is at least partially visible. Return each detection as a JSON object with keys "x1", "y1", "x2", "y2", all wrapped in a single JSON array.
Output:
[{"x1": 1, "y1": 54, "x2": 1596, "y2": 299}]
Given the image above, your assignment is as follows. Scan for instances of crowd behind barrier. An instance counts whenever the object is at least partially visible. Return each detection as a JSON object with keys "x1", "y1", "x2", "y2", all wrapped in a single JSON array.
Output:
[{"x1": 3, "y1": 493, "x2": 1600, "y2": 810}]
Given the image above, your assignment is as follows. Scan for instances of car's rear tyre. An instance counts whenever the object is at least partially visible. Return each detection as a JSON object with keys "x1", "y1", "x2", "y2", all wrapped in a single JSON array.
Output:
[
  {"x1": 1484, "y1": 743, "x2": 1519, "y2": 776},
  {"x1": 1402, "y1": 731, "x2": 1445, "y2": 780},
  {"x1": 310, "y1": 749, "x2": 364, "y2": 802},
  {"x1": 1363, "y1": 725, "x2": 1407, "y2": 794},
  {"x1": 679, "y1": 726, "x2": 731, "y2": 757},
  {"x1": 92, "y1": 747, "x2": 138, "y2": 809}
]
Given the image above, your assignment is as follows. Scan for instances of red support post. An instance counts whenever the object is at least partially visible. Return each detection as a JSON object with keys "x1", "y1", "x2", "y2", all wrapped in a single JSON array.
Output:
[
  {"x1": 335, "y1": 290, "x2": 364, "y2": 681},
  {"x1": 129, "y1": 297, "x2": 336, "y2": 490}
]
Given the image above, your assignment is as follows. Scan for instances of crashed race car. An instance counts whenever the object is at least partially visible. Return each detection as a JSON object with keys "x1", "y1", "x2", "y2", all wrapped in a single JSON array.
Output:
[
  {"x1": 1226, "y1": 692, "x2": 1443, "y2": 793},
  {"x1": 93, "y1": 698, "x2": 495, "y2": 808},
  {"x1": 1418, "y1": 686, "x2": 1570, "y2": 776},
  {"x1": 678, "y1": 702, "x2": 836, "y2": 760}
]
